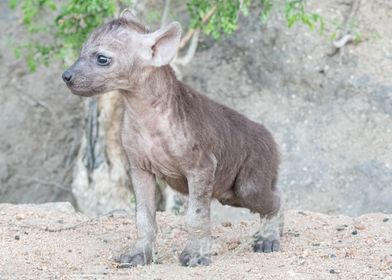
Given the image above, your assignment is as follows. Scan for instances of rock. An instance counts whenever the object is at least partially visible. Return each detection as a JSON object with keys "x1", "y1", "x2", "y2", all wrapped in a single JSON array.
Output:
[{"x1": 32, "y1": 202, "x2": 76, "y2": 214}]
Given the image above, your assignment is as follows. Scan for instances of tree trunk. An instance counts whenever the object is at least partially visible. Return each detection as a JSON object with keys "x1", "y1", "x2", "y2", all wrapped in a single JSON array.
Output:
[{"x1": 71, "y1": 92, "x2": 133, "y2": 216}]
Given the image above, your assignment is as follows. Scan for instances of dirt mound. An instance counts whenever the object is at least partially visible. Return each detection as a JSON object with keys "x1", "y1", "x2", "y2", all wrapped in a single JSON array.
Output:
[{"x1": 0, "y1": 203, "x2": 391, "y2": 279}]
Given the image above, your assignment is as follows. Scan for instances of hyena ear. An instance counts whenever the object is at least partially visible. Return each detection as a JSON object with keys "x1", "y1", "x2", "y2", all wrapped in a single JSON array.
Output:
[
  {"x1": 141, "y1": 22, "x2": 182, "y2": 67},
  {"x1": 119, "y1": 8, "x2": 139, "y2": 22},
  {"x1": 120, "y1": 8, "x2": 149, "y2": 33}
]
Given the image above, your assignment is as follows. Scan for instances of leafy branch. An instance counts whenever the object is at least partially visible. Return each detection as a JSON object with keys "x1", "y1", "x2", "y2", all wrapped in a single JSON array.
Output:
[
  {"x1": 187, "y1": 0, "x2": 324, "y2": 39},
  {"x1": 10, "y1": 0, "x2": 129, "y2": 71},
  {"x1": 10, "y1": 0, "x2": 324, "y2": 71}
]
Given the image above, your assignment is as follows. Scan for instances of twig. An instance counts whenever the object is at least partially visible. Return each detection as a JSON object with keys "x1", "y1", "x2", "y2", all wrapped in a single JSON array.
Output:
[
  {"x1": 333, "y1": 34, "x2": 355, "y2": 48},
  {"x1": 19, "y1": 94, "x2": 56, "y2": 116},
  {"x1": 342, "y1": 0, "x2": 361, "y2": 36},
  {"x1": 160, "y1": 0, "x2": 171, "y2": 27},
  {"x1": 44, "y1": 209, "x2": 128, "y2": 232},
  {"x1": 332, "y1": 0, "x2": 361, "y2": 50},
  {"x1": 19, "y1": 176, "x2": 72, "y2": 192},
  {"x1": 175, "y1": 29, "x2": 200, "y2": 66},
  {"x1": 179, "y1": 6, "x2": 217, "y2": 50},
  {"x1": 2, "y1": 209, "x2": 128, "y2": 233},
  {"x1": 237, "y1": 0, "x2": 244, "y2": 21}
]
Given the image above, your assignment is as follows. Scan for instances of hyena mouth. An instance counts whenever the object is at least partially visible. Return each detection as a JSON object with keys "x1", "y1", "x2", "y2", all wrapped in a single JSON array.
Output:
[{"x1": 69, "y1": 85, "x2": 107, "y2": 97}]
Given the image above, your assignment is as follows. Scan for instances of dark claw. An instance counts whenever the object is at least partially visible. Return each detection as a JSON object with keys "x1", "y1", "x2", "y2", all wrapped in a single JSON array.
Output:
[
  {"x1": 262, "y1": 240, "x2": 273, "y2": 253},
  {"x1": 197, "y1": 256, "x2": 211, "y2": 266},
  {"x1": 179, "y1": 251, "x2": 211, "y2": 267},
  {"x1": 272, "y1": 240, "x2": 280, "y2": 252},
  {"x1": 179, "y1": 252, "x2": 191, "y2": 266},
  {"x1": 253, "y1": 242, "x2": 263, "y2": 252},
  {"x1": 116, "y1": 252, "x2": 149, "y2": 268},
  {"x1": 253, "y1": 239, "x2": 280, "y2": 253}
]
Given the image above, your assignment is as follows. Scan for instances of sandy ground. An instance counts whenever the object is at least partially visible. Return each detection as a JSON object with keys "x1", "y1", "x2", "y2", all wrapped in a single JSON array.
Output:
[{"x1": 0, "y1": 203, "x2": 391, "y2": 280}]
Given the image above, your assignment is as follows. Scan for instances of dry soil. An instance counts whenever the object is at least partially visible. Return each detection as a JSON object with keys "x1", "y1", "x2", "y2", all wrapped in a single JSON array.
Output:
[{"x1": 0, "y1": 203, "x2": 391, "y2": 279}]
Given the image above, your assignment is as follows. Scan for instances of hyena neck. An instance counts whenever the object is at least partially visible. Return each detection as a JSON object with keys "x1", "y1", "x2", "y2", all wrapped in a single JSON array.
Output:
[{"x1": 120, "y1": 65, "x2": 182, "y2": 120}]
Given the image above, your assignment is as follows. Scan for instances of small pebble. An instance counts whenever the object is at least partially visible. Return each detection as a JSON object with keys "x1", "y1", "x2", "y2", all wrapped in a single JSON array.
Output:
[
  {"x1": 383, "y1": 255, "x2": 392, "y2": 265},
  {"x1": 14, "y1": 235, "x2": 20, "y2": 240},
  {"x1": 352, "y1": 230, "x2": 358, "y2": 235},
  {"x1": 354, "y1": 223, "x2": 365, "y2": 230},
  {"x1": 337, "y1": 224, "x2": 349, "y2": 231},
  {"x1": 222, "y1": 222, "x2": 232, "y2": 227},
  {"x1": 383, "y1": 218, "x2": 389, "y2": 223},
  {"x1": 329, "y1": 269, "x2": 336, "y2": 274},
  {"x1": 15, "y1": 214, "x2": 25, "y2": 221}
]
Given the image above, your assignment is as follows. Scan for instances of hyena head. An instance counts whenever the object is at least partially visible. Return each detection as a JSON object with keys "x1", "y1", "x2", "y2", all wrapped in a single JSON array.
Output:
[{"x1": 62, "y1": 10, "x2": 181, "y2": 96}]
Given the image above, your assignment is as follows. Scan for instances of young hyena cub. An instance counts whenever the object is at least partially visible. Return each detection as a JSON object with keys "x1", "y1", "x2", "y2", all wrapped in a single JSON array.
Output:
[{"x1": 62, "y1": 10, "x2": 283, "y2": 267}]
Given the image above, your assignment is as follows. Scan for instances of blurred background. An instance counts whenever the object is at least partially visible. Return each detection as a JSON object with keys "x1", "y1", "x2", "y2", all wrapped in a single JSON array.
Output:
[{"x1": 0, "y1": 0, "x2": 391, "y2": 218}]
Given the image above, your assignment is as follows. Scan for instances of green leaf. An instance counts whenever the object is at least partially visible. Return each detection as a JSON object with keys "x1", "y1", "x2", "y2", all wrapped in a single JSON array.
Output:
[
  {"x1": 13, "y1": 47, "x2": 21, "y2": 59},
  {"x1": 9, "y1": 0, "x2": 18, "y2": 9},
  {"x1": 26, "y1": 52, "x2": 37, "y2": 72}
]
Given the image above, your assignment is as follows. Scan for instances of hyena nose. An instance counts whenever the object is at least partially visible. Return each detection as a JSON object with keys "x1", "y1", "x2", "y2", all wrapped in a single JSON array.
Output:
[{"x1": 62, "y1": 70, "x2": 73, "y2": 82}]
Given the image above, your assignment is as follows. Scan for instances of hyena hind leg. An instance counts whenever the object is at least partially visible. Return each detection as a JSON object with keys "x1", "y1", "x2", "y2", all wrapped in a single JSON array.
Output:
[
  {"x1": 235, "y1": 175, "x2": 284, "y2": 253},
  {"x1": 253, "y1": 210, "x2": 284, "y2": 253}
]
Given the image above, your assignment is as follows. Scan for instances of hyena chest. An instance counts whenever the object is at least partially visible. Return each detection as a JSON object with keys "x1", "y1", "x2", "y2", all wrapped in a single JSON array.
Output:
[
  {"x1": 140, "y1": 134, "x2": 180, "y2": 178},
  {"x1": 123, "y1": 118, "x2": 187, "y2": 179}
]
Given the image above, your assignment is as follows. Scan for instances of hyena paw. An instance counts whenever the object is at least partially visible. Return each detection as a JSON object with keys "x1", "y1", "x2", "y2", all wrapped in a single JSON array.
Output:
[
  {"x1": 253, "y1": 237, "x2": 280, "y2": 253},
  {"x1": 116, "y1": 249, "x2": 152, "y2": 268},
  {"x1": 179, "y1": 237, "x2": 212, "y2": 266},
  {"x1": 179, "y1": 250, "x2": 211, "y2": 267}
]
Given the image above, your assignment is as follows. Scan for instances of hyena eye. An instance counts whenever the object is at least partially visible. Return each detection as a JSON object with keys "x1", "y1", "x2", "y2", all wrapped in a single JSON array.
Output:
[{"x1": 97, "y1": 55, "x2": 111, "y2": 66}]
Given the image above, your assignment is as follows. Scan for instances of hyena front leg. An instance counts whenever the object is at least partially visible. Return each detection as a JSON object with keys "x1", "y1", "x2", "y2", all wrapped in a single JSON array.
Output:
[
  {"x1": 118, "y1": 167, "x2": 157, "y2": 268},
  {"x1": 179, "y1": 177, "x2": 213, "y2": 267}
]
